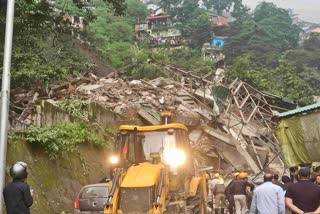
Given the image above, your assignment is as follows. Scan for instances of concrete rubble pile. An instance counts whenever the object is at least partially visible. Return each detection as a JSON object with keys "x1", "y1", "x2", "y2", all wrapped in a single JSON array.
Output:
[{"x1": 10, "y1": 66, "x2": 291, "y2": 176}]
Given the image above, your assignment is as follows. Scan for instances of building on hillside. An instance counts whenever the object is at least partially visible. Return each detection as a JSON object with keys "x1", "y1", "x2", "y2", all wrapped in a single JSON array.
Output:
[
  {"x1": 200, "y1": 12, "x2": 230, "y2": 64},
  {"x1": 135, "y1": 14, "x2": 183, "y2": 47},
  {"x1": 301, "y1": 27, "x2": 320, "y2": 41},
  {"x1": 211, "y1": 16, "x2": 229, "y2": 28},
  {"x1": 202, "y1": 36, "x2": 227, "y2": 63},
  {"x1": 63, "y1": 15, "x2": 84, "y2": 31},
  {"x1": 307, "y1": 27, "x2": 320, "y2": 34},
  {"x1": 62, "y1": 15, "x2": 85, "y2": 40}
]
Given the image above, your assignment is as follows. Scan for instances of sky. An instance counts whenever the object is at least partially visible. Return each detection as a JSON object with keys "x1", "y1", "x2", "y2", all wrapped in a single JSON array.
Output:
[{"x1": 242, "y1": 0, "x2": 320, "y2": 23}]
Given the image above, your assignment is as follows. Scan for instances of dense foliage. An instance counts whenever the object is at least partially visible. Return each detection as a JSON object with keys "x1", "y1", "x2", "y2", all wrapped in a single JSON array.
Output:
[
  {"x1": 1, "y1": 0, "x2": 319, "y2": 105},
  {"x1": 58, "y1": 99, "x2": 89, "y2": 119},
  {"x1": 224, "y1": 2, "x2": 302, "y2": 67},
  {"x1": 26, "y1": 122, "x2": 106, "y2": 159},
  {"x1": 223, "y1": 2, "x2": 319, "y2": 104},
  {"x1": 167, "y1": 48, "x2": 215, "y2": 75},
  {"x1": 1, "y1": 0, "x2": 85, "y2": 88},
  {"x1": 0, "y1": 0, "x2": 126, "y2": 88}
]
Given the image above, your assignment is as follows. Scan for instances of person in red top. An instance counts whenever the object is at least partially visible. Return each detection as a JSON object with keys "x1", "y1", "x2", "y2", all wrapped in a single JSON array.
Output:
[{"x1": 285, "y1": 167, "x2": 320, "y2": 214}]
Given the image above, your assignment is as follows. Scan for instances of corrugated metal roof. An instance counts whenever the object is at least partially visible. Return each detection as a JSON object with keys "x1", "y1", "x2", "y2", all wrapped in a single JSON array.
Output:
[{"x1": 274, "y1": 102, "x2": 320, "y2": 118}]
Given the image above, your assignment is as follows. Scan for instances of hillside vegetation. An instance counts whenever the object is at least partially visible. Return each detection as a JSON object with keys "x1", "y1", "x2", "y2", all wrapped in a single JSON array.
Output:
[{"x1": 1, "y1": 0, "x2": 319, "y2": 105}]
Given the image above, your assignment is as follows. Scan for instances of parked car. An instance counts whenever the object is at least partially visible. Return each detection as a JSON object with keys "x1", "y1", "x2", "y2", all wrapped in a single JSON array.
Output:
[{"x1": 74, "y1": 182, "x2": 109, "y2": 214}]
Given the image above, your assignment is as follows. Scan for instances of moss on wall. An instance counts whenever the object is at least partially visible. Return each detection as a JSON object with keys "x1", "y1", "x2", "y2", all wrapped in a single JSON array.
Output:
[{"x1": 6, "y1": 137, "x2": 111, "y2": 213}]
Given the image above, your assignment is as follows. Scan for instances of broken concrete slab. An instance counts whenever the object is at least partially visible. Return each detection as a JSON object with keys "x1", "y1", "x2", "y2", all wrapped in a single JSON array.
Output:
[
  {"x1": 100, "y1": 78, "x2": 117, "y2": 84},
  {"x1": 173, "y1": 104, "x2": 200, "y2": 126},
  {"x1": 77, "y1": 84, "x2": 103, "y2": 95},
  {"x1": 211, "y1": 138, "x2": 248, "y2": 170},
  {"x1": 189, "y1": 130, "x2": 203, "y2": 144},
  {"x1": 114, "y1": 104, "x2": 127, "y2": 114},
  {"x1": 202, "y1": 124, "x2": 233, "y2": 146},
  {"x1": 137, "y1": 108, "x2": 160, "y2": 125},
  {"x1": 129, "y1": 80, "x2": 142, "y2": 87},
  {"x1": 228, "y1": 128, "x2": 260, "y2": 173},
  {"x1": 148, "y1": 77, "x2": 168, "y2": 87}
]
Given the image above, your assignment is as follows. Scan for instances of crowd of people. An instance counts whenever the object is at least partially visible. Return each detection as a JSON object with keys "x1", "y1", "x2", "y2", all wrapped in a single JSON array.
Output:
[
  {"x1": 208, "y1": 168, "x2": 320, "y2": 214},
  {"x1": 2, "y1": 161, "x2": 320, "y2": 214}
]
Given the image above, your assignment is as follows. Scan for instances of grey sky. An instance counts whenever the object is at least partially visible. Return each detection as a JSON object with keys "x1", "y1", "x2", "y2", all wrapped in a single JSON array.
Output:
[{"x1": 243, "y1": 0, "x2": 320, "y2": 23}]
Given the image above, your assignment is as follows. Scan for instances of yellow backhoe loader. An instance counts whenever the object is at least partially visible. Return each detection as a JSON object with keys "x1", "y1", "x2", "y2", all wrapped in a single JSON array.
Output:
[{"x1": 104, "y1": 113, "x2": 208, "y2": 214}]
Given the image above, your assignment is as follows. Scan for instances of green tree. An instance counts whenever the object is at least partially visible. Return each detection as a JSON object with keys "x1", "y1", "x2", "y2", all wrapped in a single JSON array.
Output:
[
  {"x1": 101, "y1": 42, "x2": 132, "y2": 68},
  {"x1": 160, "y1": 0, "x2": 181, "y2": 13},
  {"x1": 203, "y1": 0, "x2": 236, "y2": 15},
  {"x1": 224, "y1": 2, "x2": 301, "y2": 67},
  {"x1": 54, "y1": 0, "x2": 86, "y2": 16},
  {"x1": 231, "y1": 1, "x2": 250, "y2": 23},
  {"x1": 0, "y1": 0, "x2": 87, "y2": 88},
  {"x1": 167, "y1": 0, "x2": 212, "y2": 47},
  {"x1": 107, "y1": 21, "x2": 133, "y2": 43},
  {"x1": 188, "y1": 8, "x2": 212, "y2": 48},
  {"x1": 303, "y1": 33, "x2": 320, "y2": 51},
  {"x1": 125, "y1": 0, "x2": 148, "y2": 22},
  {"x1": 227, "y1": 55, "x2": 315, "y2": 105}
]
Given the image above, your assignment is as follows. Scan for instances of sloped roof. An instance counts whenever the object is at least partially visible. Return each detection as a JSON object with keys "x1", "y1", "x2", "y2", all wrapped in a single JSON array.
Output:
[
  {"x1": 212, "y1": 16, "x2": 229, "y2": 27},
  {"x1": 274, "y1": 102, "x2": 320, "y2": 118},
  {"x1": 310, "y1": 28, "x2": 320, "y2": 33},
  {"x1": 145, "y1": 15, "x2": 171, "y2": 20}
]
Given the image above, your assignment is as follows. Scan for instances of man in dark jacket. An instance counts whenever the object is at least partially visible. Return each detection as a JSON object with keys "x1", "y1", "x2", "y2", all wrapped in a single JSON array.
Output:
[
  {"x1": 229, "y1": 172, "x2": 254, "y2": 214},
  {"x1": 3, "y1": 161, "x2": 33, "y2": 214},
  {"x1": 225, "y1": 172, "x2": 239, "y2": 214}
]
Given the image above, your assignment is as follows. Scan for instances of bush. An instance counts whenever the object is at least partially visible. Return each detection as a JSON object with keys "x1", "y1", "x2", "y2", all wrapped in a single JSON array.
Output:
[
  {"x1": 58, "y1": 99, "x2": 88, "y2": 120},
  {"x1": 26, "y1": 122, "x2": 107, "y2": 159}
]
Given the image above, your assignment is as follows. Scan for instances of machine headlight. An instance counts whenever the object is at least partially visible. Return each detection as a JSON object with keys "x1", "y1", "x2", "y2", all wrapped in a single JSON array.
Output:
[
  {"x1": 110, "y1": 156, "x2": 119, "y2": 164},
  {"x1": 164, "y1": 149, "x2": 186, "y2": 167}
]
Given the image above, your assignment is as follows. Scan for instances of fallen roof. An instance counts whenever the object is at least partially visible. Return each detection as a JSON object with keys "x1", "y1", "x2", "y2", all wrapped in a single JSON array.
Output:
[{"x1": 274, "y1": 102, "x2": 320, "y2": 118}]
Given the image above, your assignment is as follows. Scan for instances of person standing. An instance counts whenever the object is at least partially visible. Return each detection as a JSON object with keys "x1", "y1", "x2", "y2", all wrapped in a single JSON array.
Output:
[
  {"x1": 213, "y1": 180, "x2": 226, "y2": 214},
  {"x1": 225, "y1": 172, "x2": 239, "y2": 214},
  {"x1": 285, "y1": 167, "x2": 320, "y2": 214},
  {"x1": 281, "y1": 175, "x2": 292, "y2": 191},
  {"x1": 230, "y1": 172, "x2": 254, "y2": 214},
  {"x1": 316, "y1": 175, "x2": 320, "y2": 185},
  {"x1": 249, "y1": 174, "x2": 285, "y2": 214},
  {"x1": 281, "y1": 175, "x2": 293, "y2": 214},
  {"x1": 273, "y1": 174, "x2": 286, "y2": 190},
  {"x1": 3, "y1": 161, "x2": 33, "y2": 214},
  {"x1": 208, "y1": 173, "x2": 224, "y2": 209}
]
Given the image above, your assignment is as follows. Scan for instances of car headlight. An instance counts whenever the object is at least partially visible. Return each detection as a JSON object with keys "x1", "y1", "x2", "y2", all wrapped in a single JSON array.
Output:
[
  {"x1": 110, "y1": 156, "x2": 119, "y2": 164},
  {"x1": 164, "y1": 149, "x2": 186, "y2": 167}
]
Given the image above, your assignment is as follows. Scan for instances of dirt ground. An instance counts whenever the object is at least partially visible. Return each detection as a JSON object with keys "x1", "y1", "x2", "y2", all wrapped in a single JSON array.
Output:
[{"x1": 77, "y1": 42, "x2": 115, "y2": 78}]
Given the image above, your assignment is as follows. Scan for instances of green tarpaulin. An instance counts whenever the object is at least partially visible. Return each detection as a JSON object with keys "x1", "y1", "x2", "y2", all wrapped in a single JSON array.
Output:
[{"x1": 276, "y1": 111, "x2": 320, "y2": 167}]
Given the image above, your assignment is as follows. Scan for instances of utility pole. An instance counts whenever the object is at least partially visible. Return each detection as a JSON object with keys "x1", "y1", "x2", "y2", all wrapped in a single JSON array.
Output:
[{"x1": 0, "y1": 0, "x2": 15, "y2": 212}]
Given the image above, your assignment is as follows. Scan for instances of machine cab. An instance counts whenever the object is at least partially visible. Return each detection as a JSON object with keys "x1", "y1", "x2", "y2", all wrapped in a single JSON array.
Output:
[{"x1": 111, "y1": 123, "x2": 191, "y2": 169}]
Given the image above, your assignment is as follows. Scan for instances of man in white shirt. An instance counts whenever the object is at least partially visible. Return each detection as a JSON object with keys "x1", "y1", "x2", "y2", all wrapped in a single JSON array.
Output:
[{"x1": 249, "y1": 174, "x2": 285, "y2": 214}]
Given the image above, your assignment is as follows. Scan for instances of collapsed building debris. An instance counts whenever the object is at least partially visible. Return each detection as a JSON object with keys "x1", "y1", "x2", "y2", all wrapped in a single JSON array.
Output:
[{"x1": 9, "y1": 63, "x2": 296, "y2": 175}]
